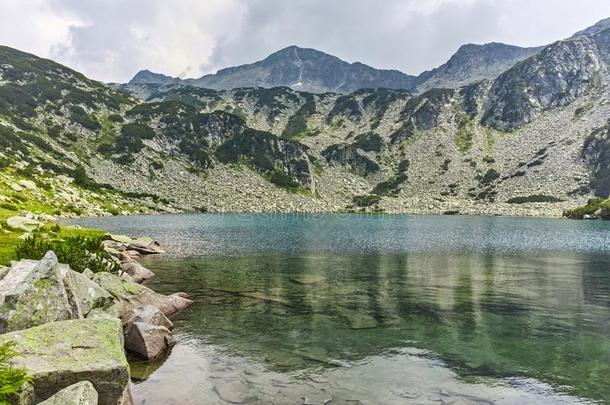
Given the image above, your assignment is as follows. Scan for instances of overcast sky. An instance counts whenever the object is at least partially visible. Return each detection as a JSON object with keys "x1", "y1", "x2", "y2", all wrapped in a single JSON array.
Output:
[{"x1": 2, "y1": 0, "x2": 610, "y2": 83}]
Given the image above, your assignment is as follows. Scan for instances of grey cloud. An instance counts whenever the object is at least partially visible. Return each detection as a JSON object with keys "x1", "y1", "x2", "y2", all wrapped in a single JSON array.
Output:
[{"x1": 2, "y1": 0, "x2": 610, "y2": 82}]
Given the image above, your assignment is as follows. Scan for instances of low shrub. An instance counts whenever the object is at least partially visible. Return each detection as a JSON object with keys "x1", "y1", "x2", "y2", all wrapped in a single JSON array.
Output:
[
  {"x1": 269, "y1": 171, "x2": 300, "y2": 189},
  {"x1": 563, "y1": 198, "x2": 610, "y2": 219},
  {"x1": 15, "y1": 235, "x2": 119, "y2": 274},
  {"x1": 352, "y1": 194, "x2": 381, "y2": 207},
  {"x1": 506, "y1": 195, "x2": 563, "y2": 204}
]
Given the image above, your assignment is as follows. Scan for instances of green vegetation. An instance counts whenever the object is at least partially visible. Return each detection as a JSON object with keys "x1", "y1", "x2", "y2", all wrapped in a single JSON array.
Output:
[
  {"x1": 113, "y1": 123, "x2": 155, "y2": 154},
  {"x1": 327, "y1": 95, "x2": 361, "y2": 124},
  {"x1": 372, "y1": 173, "x2": 407, "y2": 196},
  {"x1": 352, "y1": 194, "x2": 381, "y2": 207},
  {"x1": 281, "y1": 94, "x2": 317, "y2": 139},
  {"x1": 70, "y1": 106, "x2": 101, "y2": 131},
  {"x1": 582, "y1": 125, "x2": 610, "y2": 198},
  {"x1": 454, "y1": 112, "x2": 474, "y2": 154},
  {"x1": 0, "y1": 341, "x2": 31, "y2": 404},
  {"x1": 563, "y1": 198, "x2": 610, "y2": 219},
  {"x1": 506, "y1": 195, "x2": 564, "y2": 204},
  {"x1": 15, "y1": 234, "x2": 119, "y2": 274},
  {"x1": 353, "y1": 132, "x2": 383, "y2": 152},
  {"x1": 480, "y1": 168, "x2": 500, "y2": 185},
  {"x1": 269, "y1": 171, "x2": 301, "y2": 189},
  {"x1": 216, "y1": 129, "x2": 309, "y2": 190}
]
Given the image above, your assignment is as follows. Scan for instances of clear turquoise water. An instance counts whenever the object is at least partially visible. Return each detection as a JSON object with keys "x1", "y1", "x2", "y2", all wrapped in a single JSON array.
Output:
[{"x1": 74, "y1": 214, "x2": 610, "y2": 404}]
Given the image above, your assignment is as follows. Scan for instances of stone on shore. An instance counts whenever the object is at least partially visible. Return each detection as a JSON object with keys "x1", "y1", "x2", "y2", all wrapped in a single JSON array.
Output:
[
  {"x1": 0, "y1": 318, "x2": 129, "y2": 405},
  {"x1": 127, "y1": 237, "x2": 165, "y2": 255},
  {"x1": 120, "y1": 261, "x2": 155, "y2": 284},
  {"x1": 38, "y1": 381, "x2": 98, "y2": 405},
  {"x1": 0, "y1": 252, "x2": 79, "y2": 333},
  {"x1": 124, "y1": 322, "x2": 176, "y2": 359},
  {"x1": 105, "y1": 234, "x2": 133, "y2": 245},
  {"x1": 92, "y1": 272, "x2": 192, "y2": 318},
  {"x1": 124, "y1": 305, "x2": 173, "y2": 330},
  {"x1": 61, "y1": 268, "x2": 114, "y2": 317},
  {"x1": 6, "y1": 216, "x2": 44, "y2": 232}
]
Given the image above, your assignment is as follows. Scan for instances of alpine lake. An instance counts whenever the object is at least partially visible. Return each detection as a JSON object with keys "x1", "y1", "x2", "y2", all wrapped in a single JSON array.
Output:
[{"x1": 72, "y1": 213, "x2": 610, "y2": 405}]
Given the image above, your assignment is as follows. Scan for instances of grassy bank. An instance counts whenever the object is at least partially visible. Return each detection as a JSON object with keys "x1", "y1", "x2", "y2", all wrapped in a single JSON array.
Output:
[{"x1": 0, "y1": 207, "x2": 104, "y2": 266}]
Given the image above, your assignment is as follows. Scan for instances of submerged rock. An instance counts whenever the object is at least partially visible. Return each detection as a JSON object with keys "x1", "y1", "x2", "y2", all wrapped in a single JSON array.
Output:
[
  {"x1": 38, "y1": 381, "x2": 98, "y2": 405},
  {"x1": 0, "y1": 318, "x2": 129, "y2": 405},
  {"x1": 124, "y1": 322, "x2": 176, "y2": 359}
]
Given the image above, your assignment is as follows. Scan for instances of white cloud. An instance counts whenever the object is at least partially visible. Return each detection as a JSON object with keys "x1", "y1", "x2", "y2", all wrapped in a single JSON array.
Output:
[
  {"x1": 0, "y1": 0, "x2": 79, "y2": 59},
  {"x1": 1, "y1": 0, "x2": 610, "y2": 82}
]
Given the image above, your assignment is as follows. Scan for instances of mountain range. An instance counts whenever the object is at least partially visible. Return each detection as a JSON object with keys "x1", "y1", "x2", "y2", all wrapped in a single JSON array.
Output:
[
  {"x1": 1, "y1": 18, "x2": 610, "y2": 219},
  {"x1": 128, "y1": 42, "x2": 545, "y2": 94}
]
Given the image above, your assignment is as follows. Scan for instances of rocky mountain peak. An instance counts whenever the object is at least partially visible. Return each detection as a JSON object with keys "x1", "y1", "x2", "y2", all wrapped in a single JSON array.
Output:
[
  {"x1": 571, "y1": 17, "x2": 610, "y2": 38},
  {"x1": 129, "y1": 69, "x2": 178, "y2": 85}
]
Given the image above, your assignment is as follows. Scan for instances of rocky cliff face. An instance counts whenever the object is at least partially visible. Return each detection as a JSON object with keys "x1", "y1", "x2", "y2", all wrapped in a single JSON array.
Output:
[
  {"x1": 416, "y1": 43, "x2": 543, "y2": 93},
  {"x1": 482, "y1": 34, "x2": 606, "y2": 131}
]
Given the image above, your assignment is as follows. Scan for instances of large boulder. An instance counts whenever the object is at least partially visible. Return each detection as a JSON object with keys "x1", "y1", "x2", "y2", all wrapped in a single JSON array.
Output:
[
  {"x1": 120, "y1": 261, "x2": 155, "y2": 284},
  {"x1": 105, "y1": 234, "x2": 133, "y2": 245},
  {"x1": 127, "y1": 237, "x2": 165, "y2": 255},
  {"x1": 124, "y1": 322, "x2": 176, "y2": 359},
  {"x1": 92, "y1": 272, "x2": 192, "y2": 318},
  {"x1": 0, "y1": 318, "x2": 129, "y2": 405},
  {"x1": 0, "y1": 252, "x2": 80, "y2": 333},
  {"x1": 38, "y1": 381, "x2": 98, "y2": 405},
  {"x1": 6, "y1": 216, "x2": 44, "y2": 232},
  {"x1": 123, "y1": 305, "x2": 173, "y2": 330},
  {"x1": 0, "y1": 252, "x2": 119, "y2": 331}
]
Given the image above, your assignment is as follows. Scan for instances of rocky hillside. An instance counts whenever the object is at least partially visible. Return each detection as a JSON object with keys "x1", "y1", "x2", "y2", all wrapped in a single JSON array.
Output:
[
  {"x1": 2, "y1": 23, "x2": 610, "y2": 217},
  {"x1": 0, "y1": 46, "x2": 176, "y2": 220}
]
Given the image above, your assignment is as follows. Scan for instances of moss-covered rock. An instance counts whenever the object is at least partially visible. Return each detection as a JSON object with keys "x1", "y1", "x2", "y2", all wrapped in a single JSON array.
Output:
[
  {"x1": 0, "y1": 318, "x2": 128, "y2": 405},
  {"x1": 0, "y1": 252, "x2": 79, "y2": 333},
  {"x1": 92, "y1": 272, "x2": 192, "y2": 318}
]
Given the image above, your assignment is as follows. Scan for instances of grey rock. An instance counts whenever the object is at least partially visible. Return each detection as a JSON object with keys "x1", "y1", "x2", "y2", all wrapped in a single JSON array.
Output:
[
  {"x1": 0, "y1": 251, "x2": 79, "y2": 333},
  {"x1": 123, "y1": 305, "x2": 173, "y2": 330},
  {"x1": 120, "y1": 261, "x2": 155, "y2": 284},
  {"x1": 38, "y1": 381, "x2": 98, "y2": 405},
  {"x1": 0, "y1": 318, "x2": 129, "y2": 405},
  {"x1": 124, "y1": 321, "x2": 176, "y2": 359},
  {"x1": 92, "y1": 272, "x2": 192, "y2": 318},
  {"x1": 127, "y1": 237, "x2": 165, "y2": 254},
  {"x1": 6, "y1": 216, "x2": 44, "y2": 232}
]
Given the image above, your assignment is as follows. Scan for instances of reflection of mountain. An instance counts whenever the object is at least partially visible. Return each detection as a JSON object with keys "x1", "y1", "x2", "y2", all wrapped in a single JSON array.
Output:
[{"x1": 145, "y1": 252, "x2": 610, "y2": 402}]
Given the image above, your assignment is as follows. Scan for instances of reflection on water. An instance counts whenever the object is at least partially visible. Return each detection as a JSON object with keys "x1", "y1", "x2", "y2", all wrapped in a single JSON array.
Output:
[{"x1": 71, "y1": 214, "x2": 610, "y2": 404}]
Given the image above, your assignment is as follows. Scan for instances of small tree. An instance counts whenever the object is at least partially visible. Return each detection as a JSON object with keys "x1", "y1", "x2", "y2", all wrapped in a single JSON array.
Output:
[{"x1": 0, "y1": 341, "x2": 31, "y2": 404}]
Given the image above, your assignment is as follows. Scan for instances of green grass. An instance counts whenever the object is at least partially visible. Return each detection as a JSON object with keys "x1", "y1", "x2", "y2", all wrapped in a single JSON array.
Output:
[{"x1": 454, "y1": 112, "x2": 474, "y2": 154}]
